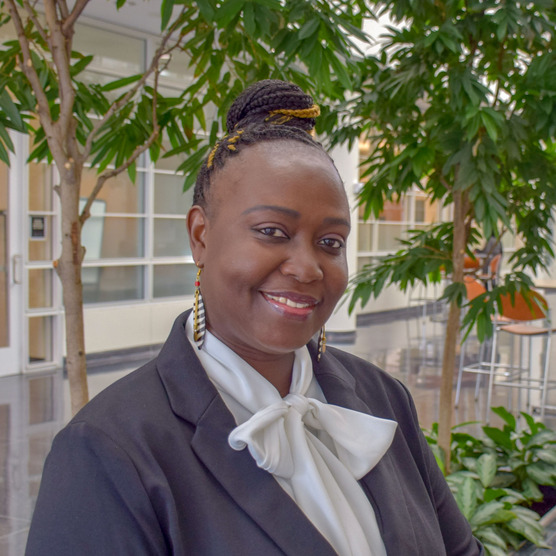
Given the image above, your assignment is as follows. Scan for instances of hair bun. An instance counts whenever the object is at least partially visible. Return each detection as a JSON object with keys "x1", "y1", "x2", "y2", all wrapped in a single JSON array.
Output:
[{"x1": 226, "y1": 79, "x2": 318, "y2": 133}]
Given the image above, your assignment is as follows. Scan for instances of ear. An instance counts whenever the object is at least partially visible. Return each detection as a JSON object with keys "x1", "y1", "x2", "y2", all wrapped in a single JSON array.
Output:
[{"x1": 187, "y1": 205, "x2": 209, "y2": 266}]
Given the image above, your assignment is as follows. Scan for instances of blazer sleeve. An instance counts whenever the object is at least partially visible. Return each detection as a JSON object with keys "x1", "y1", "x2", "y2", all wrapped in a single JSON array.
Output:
[
  {"x1": 401, "y1": 383, "x2": 484, "y2": 556},
  {"x1": 25, "y1": 421, "x2": 168, "y2": 556}
]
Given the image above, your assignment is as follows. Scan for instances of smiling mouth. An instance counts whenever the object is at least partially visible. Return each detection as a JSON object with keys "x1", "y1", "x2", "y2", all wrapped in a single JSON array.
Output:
[
  {"x1": 261, "y1": 292, "x2": 319, "y2": 318},
  {"x1": 263, "y1": 293, "x2": 316, "y2": 309}
]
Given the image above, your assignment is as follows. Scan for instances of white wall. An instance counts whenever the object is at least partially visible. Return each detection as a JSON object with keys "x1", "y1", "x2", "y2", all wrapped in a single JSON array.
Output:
[{"x1": 83, "y1": 300, "x2": 186, "y2": 354}]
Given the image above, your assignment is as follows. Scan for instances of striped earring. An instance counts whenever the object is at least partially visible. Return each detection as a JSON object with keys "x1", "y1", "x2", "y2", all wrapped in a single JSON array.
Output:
[
  {"x1": 317, "y1": 326, "x2": 326, "y2": 362},
  {"x1": 193, "y1": 267, "x2": 206, "y2": 349}
]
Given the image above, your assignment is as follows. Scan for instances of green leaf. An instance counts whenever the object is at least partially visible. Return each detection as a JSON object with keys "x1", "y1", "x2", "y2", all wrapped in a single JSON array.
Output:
[
  {"x1": 476, "y1": 528, "x2": 507, "y2": 549},
  {"x1": 0, "y1": 90, "x2": 25, "y2": 132},
  {"x1": 101, "y1": 74, "x2": 142, "y2": 92},
  {"x1": 477, "y1": 453, "x2": 497, "y2": 488},
  {"x1": 507, "y1": 508, "x2": 548, "y2": 547},
  {"x1": 161, "y1": 0, "x2": 174, "y2": 30},
  {"x1": 214, "y1": 0, "x2": 244, "y2": 27},
  {"x1": 535, "y1": 448, "x2": 556, "y2": 465},
  {"x1": 298, "y1": 17, "x2": 320, "y2": 40},
  {"x1": 456, "y1": 476, "x2": 477, "y2": 520},
  {"x1": 490, "y1": 407, "x2": 516, "y2": 430},
  {"x1": 527, "y1": 462, "x2": 556, "y2": 485},
  {"x1": 0, "y1": 140, "x2": 10, "y2": 165},
  {"x1": 482, "y1": 427, "x2": 513, "y2": 451},
  {"x1": 195, "y1": 0, "x2": 215, "y2": 20},
  {"x1": 469, "y1": 501, "x2": 514, "y2": 528}
]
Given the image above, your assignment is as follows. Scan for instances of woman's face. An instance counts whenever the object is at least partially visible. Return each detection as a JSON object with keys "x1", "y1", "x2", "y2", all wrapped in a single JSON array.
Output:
[{"x1": 188, "y1": 141, "x2": 350, "y2": 364}]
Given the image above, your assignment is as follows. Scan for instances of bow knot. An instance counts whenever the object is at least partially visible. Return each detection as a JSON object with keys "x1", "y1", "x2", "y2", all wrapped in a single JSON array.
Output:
[{"x1": 228, "y1": 394, "x2": 396, "y2": 481}]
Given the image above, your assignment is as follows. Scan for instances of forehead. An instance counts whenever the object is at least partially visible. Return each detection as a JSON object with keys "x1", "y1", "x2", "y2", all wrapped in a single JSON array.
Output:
[{"x1": 209, "y1": 141, "x2": 349, "y2": 214}]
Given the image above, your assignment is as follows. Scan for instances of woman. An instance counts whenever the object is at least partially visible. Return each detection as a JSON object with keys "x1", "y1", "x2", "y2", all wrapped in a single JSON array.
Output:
[{"x1": 26, "y1": 80, "x2": 482, "y2": 555}]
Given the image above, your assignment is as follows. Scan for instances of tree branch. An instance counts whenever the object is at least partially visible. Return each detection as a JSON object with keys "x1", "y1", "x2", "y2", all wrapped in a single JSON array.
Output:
[
  {"x1": 43, "y1": 0, "x2": 75, "y2": 139},
  {"x1": 79, "y1": 129, "x2": 160, "y2": 224},
  {"x1": 21, "y1": 0, "x2": 49, "y2": 44},
  {"x1": 56, "y1": 0, "x2": 70, "y2": 19},
  {"x1": 5, "y1": 0, "x2": 60, "y2": 154},
  {"x1": 61, "y1": 0, "x2": 89, "y2": 36}
]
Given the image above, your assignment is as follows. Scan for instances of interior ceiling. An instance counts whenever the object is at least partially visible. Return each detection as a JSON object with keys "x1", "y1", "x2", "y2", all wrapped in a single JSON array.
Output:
[{"x1": 82, "y1": 0, "x2": 162, "y2": 36}]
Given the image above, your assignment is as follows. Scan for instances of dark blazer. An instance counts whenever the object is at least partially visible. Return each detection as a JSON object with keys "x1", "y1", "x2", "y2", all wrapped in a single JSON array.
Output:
[{"x1": 26, "y1": 310, "x2": 482, "y2": 555}]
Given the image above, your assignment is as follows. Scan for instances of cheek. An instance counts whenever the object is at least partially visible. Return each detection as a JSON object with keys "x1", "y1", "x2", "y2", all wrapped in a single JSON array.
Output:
[{"x1": 326, "y1": 257, "x2": 349, "y2": 294}]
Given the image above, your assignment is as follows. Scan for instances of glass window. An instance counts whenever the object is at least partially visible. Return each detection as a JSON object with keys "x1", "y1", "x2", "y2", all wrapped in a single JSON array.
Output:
[
  {"x1": 28, "y1": 269, "x2": 53, "y2": 309},
  {"x1": 415, "y1": 199, "x2": 426, "y2": 223},
  {"x1": 80, "y1": 170, "x2": 146, "y2": 214},
  {"x1": 28, "y1": 215, "x2": 54, "y2": 261},
  {"x1": 357, "y1": 256, "x2": 374, "y2": 272},
  {"x1": 159, "y1": 49, "x2": 193, "y2": 87},
  {"x1": 153, "y1": 218, "x2": 190, "y2": 257},
  {"x1": 154, "y1": 173, "x2": 193, "y2": 215},
  {"x1": 0, "y1": 163, "x2": 8, "y2": 347},
  {"x1": 377, "y1": 223, "x2": 406, "y2": 251},
  {"x1": 357, "y1": 222, "x2": 374, "y2": 252},
  {"x1": 82, "y1": 265, "x2": 145, "y2": 304},
  {"x1": 154, "y1": 145, "x2": 189, "y2": 172},
  {"x1": 73, "y1": 23, "x2": 145, "y2": 75},
  {"x1": 29, "y1": 163, "x2": 53, "y2": 212},
  {"x1": 379, "y1": 199, "x2": 405, "y2": 222},
  {"x1": 28, "y1": 316, "x2": 53, "y2": 364},
  {"x1": 153, "y1": 264, "x2": 197, "y2": 298},
  {"x1": 81, "y1": 214, "x2": 145, "y2": 259}
]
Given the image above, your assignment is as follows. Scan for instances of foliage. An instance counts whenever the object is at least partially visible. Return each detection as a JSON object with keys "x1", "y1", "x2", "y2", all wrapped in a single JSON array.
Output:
[
  {"x1": 424, "y1": 407, "x2": 556, "y2": 555},
  {"x1": 340, "y1": 0, "x2": 556, "y2": 329},
  {"x1": 0, "y1": 0, "x2": 369, "y2": 189}
]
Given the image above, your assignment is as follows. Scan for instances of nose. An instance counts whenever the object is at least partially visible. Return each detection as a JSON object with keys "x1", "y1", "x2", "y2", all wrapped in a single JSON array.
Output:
[{"x1": 280, "y1": 243, "x2": 324, "y2": 283}]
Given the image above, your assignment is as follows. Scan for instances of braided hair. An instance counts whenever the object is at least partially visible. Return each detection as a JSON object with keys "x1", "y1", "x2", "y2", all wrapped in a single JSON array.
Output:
[{"x1": 193, "y1": 79, "x2": 330, "y2": 208}]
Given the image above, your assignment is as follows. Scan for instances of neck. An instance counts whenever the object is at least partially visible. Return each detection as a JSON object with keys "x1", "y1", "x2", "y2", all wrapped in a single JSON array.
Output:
[{"x1": 240, "y1": 351, "x2": 295, "y2": 397}]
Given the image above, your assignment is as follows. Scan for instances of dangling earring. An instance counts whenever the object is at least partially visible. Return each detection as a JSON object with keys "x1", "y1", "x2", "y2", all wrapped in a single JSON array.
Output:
[
  {"x1": 317, "y1": 326, "x2": 326, "y2": 362},
  {"x1": 193, "y1": 267, "x2": 205, "y2": 349}
]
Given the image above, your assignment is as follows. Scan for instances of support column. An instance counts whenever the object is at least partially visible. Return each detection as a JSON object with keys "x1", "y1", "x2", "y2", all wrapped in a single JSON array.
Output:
[{"x1": 327, "y1": 142, "x2": 359, "y2": 342}]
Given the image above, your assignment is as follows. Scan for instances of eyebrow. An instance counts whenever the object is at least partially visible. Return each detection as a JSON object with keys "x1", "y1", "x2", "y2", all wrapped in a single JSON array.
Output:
[
  {"x1": 242, "y1": 205, "x2": 300, "y2": 218},
  {"x1": 241, "y1": 205, "x2": 351, "y2": 230}
]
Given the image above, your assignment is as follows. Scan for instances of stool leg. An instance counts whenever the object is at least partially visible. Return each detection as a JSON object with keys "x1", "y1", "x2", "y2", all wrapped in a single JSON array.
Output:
[
  {"x1": 539, "y1": 332, "x2": 552, "y2": 419},
  {"x1": 486, "y1": 325, "x2": 499, "y2": 424},
  {"x1": 455, "y1": 338, "x2": 465, "y2": 407}
]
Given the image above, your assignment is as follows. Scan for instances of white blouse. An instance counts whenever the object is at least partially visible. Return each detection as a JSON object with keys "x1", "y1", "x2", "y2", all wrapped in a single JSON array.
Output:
[{"x1": 186, "y1": 315, "x2": 397, "y2": 556}]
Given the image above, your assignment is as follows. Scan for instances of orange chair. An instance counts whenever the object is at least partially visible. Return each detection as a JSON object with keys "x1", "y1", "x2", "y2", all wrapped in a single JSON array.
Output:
[{"x1": 463, "y1": 255, "x2": 481, "y2": 272}]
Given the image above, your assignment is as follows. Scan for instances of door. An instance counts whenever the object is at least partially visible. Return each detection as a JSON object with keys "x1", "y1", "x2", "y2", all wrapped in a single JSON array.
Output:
[{"x1": 0, "y1": 160, "x2": 22, "y2": 376}]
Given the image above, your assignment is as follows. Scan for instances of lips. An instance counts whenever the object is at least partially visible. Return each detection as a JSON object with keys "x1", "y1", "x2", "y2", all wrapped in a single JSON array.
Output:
[{"x1": 261, "y1": 291, "x2": 319, "y2": 318}]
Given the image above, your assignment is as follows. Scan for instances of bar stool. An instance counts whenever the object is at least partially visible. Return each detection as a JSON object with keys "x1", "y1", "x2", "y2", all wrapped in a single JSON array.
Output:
[
  {"x1": 457, "y1": 286, "x2": 556, "y2": 421},
  {"x1": 486, "y1": 290, "x2": 556, "y2": 419}
]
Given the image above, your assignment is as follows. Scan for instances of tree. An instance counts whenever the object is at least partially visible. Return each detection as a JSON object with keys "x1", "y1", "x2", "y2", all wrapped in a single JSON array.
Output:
[
  {"x1": 337, "y1": 0, "x2": 556, "y2": 466},
  {"x1": 0, "y1": 0, "x2": 369, "y2": 415}
]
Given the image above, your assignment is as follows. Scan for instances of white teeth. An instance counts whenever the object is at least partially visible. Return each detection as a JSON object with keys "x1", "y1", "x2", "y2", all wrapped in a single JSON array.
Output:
[{"x1": 266, "y1": 293, "x2": 311, "y2": 309}]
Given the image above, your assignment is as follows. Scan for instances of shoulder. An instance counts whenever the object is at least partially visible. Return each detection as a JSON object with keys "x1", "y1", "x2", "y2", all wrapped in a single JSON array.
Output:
[
  {"x1": 324, "y1": 345, "x2": 413, "y2": 406},
  {"x1": 319, "y1": 345, "x2": 425, "y2": 442}
]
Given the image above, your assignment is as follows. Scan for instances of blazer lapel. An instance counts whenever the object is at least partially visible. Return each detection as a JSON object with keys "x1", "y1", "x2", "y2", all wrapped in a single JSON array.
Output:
[
  {"x1": 312, "y1": 343, "x2": 423, "y2": 554},
  {"x1": 157, "y1": 312, "x2": 336, "y2": 556}
]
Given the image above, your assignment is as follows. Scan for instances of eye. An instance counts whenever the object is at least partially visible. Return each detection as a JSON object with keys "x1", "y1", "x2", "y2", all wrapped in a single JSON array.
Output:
[
  {"x1": 256, "y1": 227, "x2": 288, "y2": 239},
  {"x1": 319, "y1": 237, "x2": 345, "y2": 250}
]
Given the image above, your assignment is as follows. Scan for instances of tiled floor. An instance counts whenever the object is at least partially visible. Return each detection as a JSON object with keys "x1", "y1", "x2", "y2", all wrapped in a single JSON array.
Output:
[{"x1": 1, "y1": 298, "x2": 556, "y2": 555}]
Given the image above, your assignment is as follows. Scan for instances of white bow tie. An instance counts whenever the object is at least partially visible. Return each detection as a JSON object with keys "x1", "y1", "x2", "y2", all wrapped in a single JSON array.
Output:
[{"x1": 228, "y1": 391, "x2": 397, "y2": 480}]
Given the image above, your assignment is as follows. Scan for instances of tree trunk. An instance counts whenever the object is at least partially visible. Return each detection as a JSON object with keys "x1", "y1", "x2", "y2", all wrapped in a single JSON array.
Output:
[
  {"x1": 438, "y1": 189, "x2": 468, "y2": 472},
  {"x1": 55, "y1": 164, "x2": 89, "y2": 416}
]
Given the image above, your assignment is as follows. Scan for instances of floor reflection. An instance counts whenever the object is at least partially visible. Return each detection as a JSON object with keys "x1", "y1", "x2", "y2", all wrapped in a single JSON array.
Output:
[{"x1": 1, "y1": 298, "x2": 556, "y2": 555}]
